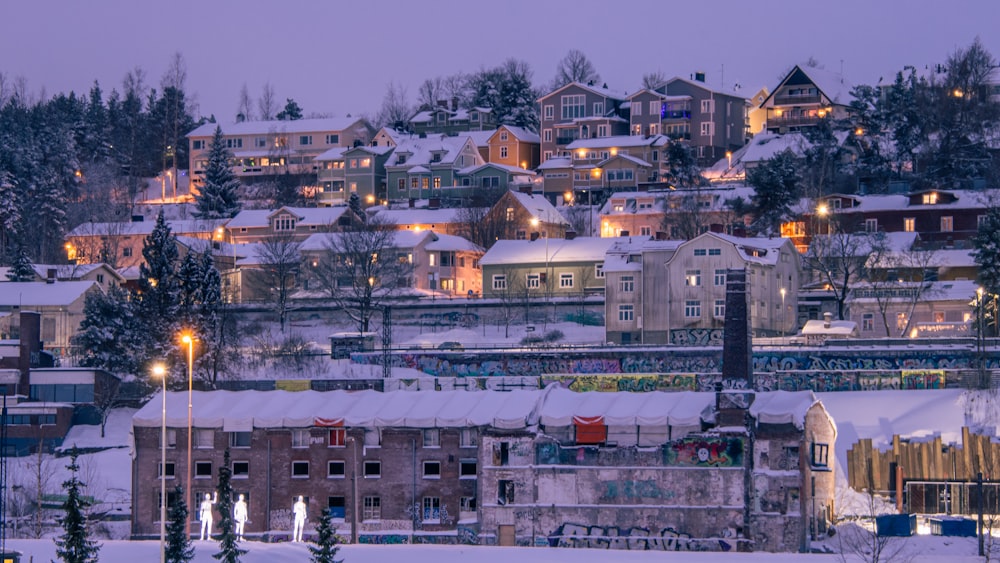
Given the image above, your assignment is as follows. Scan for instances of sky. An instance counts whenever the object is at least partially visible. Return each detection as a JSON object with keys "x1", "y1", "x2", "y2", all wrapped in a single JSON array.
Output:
[{"x1": 1, "y1": 0, "x2": 999, "y2": 124}]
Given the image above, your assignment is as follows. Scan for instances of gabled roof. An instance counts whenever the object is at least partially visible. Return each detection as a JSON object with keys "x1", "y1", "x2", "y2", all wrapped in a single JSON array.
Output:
[
  {"x1": 225, "y1": 206, "x2": 349, "y2": 229},
  {"x1": 0, "y1": 281, "x2": 98, "y2": 306},
  {"x1": 372, "y1": 208, "x2": 466, "y2": 226},
  {"x1": 425, "y1": 233, "x2": 483, "y2": 253},
  {"x1": 461, "y1": 130, "x2": 495, "y2": 147},
  {"x1": 314, "y1": 145, "x2": 393, "y2": 161},
  {"x1": 188, "y1": 117, "x2": 369, "y2": 138},
  {"x1": 597, "y1": 153, "x2": 652, "y2": 168},
  {"x1": 505, "y1": 191, "x2": 569, "y2": 225},
  {"x1": 761, "y1": 64, "x2": 856, "y2": 108},
  {"x1": 537, "y1": 81, "x2": 629, "y2": 103},
  {"x1": 457, "y1": 162, "x2": 537, "y2": 176},
  {"x1": 385, "y1": 134, "x2": 480, "y2": 170},
  {"x1": 490, "y1": 126, "x2": 540, "y2": 144},
  {"x1": 66, "y1": 219, "x2": 227, "y2": 238},
  {"x1": 673, "y1": 232, "x2": 793, "y2": 266},
  {"x1": 28, "y1": 263, "x2": 124, "y2": 282},
  {"x1": 537, "y1": 157, "x2": 573, "y2": 171},
  {"x1": 662, "y1": 76, "x2": 746, "y2": 100},
  {"x1": 480, "y1": 236, "x2": 632, "y2": 266}
]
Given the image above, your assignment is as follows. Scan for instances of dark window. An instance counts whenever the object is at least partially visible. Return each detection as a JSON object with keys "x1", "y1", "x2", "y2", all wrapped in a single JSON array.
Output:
[
  {"x1": 364, "y1": 461, "x2": 381, "y2": 478},
  {"x1": 158, "y1": 462, "x2": 175, "y2": 478},
  {"x1": 230, "y1": 432, "x2": 251, "y2": 448},
  {"x1": 233, "y1": 461, "x2": 250, "y2": 478},
  {"x1": 423, "y1": 461, "x2": 441, "y2": 478},
  {"x1": 328, "y1": 460, "x2": 345, "y2": 478},
  {"x1": 460, "y1": 459, "x2": 477, "y2": 477},
  {"x1": 811, "y1": 443, "x2": 829, "y2": 468},
  {"x1": 498, "y1": 480, "x2": 514, "y2": 505},
  {"x1": 328, "y1": 496, "x2": 346, "y2": 519},
  {"x1": 195, "y1": 461, "x2": 212, "y2": 478},
  {"x1": 292, "y1": 461, "x2": 309, "y2": 478}
]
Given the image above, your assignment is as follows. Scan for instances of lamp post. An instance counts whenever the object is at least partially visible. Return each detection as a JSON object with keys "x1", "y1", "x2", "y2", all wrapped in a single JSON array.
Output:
[
  {"x1": 780, "y1": 287, "x2": 787, "y2": 336},
  {"x1": 152, "y1": 363, "x2": 167, "y2": 563},
  {"x1": 181, "y1": 333, "x2": 195, "y2": 534},
  {"x1": 531, "y1": 212, "x2": 550, "y2": 330},
  {"x1": 348, "y1": 436, "x2": 360, "y2": 544},
  {"x1": 978, "y1": 287, "x2": 987, "y2": 388}
]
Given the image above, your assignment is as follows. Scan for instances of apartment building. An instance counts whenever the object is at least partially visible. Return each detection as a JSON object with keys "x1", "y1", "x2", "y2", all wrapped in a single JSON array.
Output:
[
  {"x1": 131, "y1": 387, "x2": 835, "y2": 553},
  {"x1": 187, "y1": 117, "x2": 374, "y2": 187},
  {"x1": 760, "y1": 65, "x2": 854, "y2": 134},
  {"x1": 656, "y1": 75, "x2": 749, "y2": 166},
  {"x1": 537, "y1": 82, "x2": 630, "y2": 164},
  {"x1": 604, "y1": 232, "x2": 800, "y2": 345}
]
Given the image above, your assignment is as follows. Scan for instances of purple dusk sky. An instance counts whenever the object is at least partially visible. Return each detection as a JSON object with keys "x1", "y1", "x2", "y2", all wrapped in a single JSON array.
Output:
[{"x1": 1, "y1": 0, "x2": 998, "y2": 122}]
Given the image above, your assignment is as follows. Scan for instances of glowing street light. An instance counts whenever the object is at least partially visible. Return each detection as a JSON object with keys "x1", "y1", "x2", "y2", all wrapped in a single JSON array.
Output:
[
  {"x1": 780, "y1": 287, "x2": 787, "y2": 336},
  {"x1": 152, "y1": 363, "x2": 167, "y2": 563},
  {"x1": 180, "y1": 332, "x2": 195, "y2": 533}
]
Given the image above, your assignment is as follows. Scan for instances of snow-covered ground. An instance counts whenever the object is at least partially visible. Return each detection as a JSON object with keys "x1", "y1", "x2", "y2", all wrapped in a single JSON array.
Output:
[{"x1": 3, "y1": 536, "x2": 986, "y2": 562}]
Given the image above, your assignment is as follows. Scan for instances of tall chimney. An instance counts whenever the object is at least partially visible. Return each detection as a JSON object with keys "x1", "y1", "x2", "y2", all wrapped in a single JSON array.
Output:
[
  {"x1": 18, "y1": 311, "x2": 41, "y2": 395},
  {"x1": 722, "y1": 269, "x2": 752, "y2": 386}
]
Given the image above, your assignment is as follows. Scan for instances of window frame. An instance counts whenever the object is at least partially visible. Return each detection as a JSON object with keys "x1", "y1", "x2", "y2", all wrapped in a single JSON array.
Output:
[
  {"x1": 363, "y1": 460, "x2": 381, "y2": 478},
  {"x1": 422, "y1": 460, "x2": 441, "y2": 479},
  {"x1": 291, "y1": 460, "x2": 310, "y2": 479},
  {"x1": 327, "y1": 460, "x2": 346, "y2": 479}
]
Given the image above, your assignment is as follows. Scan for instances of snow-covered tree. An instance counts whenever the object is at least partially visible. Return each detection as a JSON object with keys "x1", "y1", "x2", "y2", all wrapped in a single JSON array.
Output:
[
  {"x1": 166, "y1": 485, "x2": 194, "y2": 563},
  {"x1": 276, "y1": 98, "x2": 303, "y2": 121},
  {"x1": 0, "y1": 170, "x2": 18, "y2": 257},
  {"x1": 249, "y1": 233, "x2": 301, "y2": 332},
  {"x1": 53, "y1": 448, "x2": 101, "y2": 563},
  {"x1": 214, "y1": 449, "x2": 246, "y2": 563},
  {"x1": 663, "y1": 142, "x2": 705, "y2": 190},
  {"x1": 747, "y1": 151, "x2": 801, "y2": 236},
  {"x1": 195, "y1": 126, "x2": 242, "y2": 219},
  {"x1": 72, "y1": 285, "x2": 141, "y2": 376},
  {"x1": 309, "y1": 508, "x2": 343, "y2": 563},
  {"x1": 137, "y1": 211, "x2": 182, "y2": 361},
  {"x1": 552, "y1": 49, "x2": 601, "y2": 89},
  {"x1": 5, "y1": 243, "x2": 34, "y2": 281},
  {"x1": 467, "y1": 59, "x2": 538, "y2": 132}
]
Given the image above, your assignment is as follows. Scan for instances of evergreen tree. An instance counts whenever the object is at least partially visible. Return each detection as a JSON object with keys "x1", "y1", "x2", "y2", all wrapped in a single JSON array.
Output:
[
  {"x1": 72, "y1": 285, "x2": 142, "y2": 375},
  {"x1": 213, "y1": 449, "x2": 246, "y2": 563},
  {"x1": 663, "y1": 142, "x2": 705, "y2": 189},
  {"x1": 747, "y1": 151, "x2": 801, "y2": 236},
  {"x1": 276, "y1": 98, "x2": 303, "y2": 121},
  {"x1": 194, "y1": 126, "x2": 242, "y2": 219},
  {"x1": 467, "y1": 59, "x2": 539, "y2": 131},
  {"x1": 347, "y1": 193, "x2": 364, "y2": 221},
  {"x1": 0, "y1": 170, "x2": 19, "y2": 257},
  {"x1": 177, "y1": 251, "x2": 202, "y2": 326},
  {"x1": 309, "y1": 508, "x2": 343, "y2": 563},
  {"x1": 5, "y1": 243, "x2": 35, "y2": 281},
  {"x1": 53, "y1": 448, "x2": 101, "y2": 563},
  {"x1": 137, "y1": 211, "x2": 181, "y2": 362},
  {"x1": 166, "y1": 485, "x2": 195, "y2": 563},
  {"x1": 974, "y1": 205, "x2": 1000, "y2": 297}
]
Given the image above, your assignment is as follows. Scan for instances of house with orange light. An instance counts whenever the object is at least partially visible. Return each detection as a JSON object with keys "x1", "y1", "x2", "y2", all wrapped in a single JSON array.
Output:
[
  {"x1": 760, "y1": 65, "x2": 855, "y2": 134},
  {"x1": 64, "y1": 218, "x2": 227, "y2": 269},
  {"x1": 486, "y1": 125, "x2": 540, "y2": 170}
]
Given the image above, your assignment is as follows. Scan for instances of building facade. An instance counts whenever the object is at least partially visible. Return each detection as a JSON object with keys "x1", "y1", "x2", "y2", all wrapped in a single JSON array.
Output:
[{"x1": 131, "y1": 387, "x2": 835, "y2": 553}]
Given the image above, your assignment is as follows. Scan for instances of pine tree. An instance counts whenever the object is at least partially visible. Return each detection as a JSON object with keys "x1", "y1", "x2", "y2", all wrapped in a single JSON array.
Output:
[
  {"x1": 974, "y1": 205, "x2": 1000, "y2": 296},
  {"x1": 309, "y1": 508, "x2": 343, "y2": 563},
  {"x1": 276, "y1": 98, "x2": 303, "y2": 121},
  {"x1": 213, "y1": 449, "x2": 246, "y2": 563},
  {"x1": 72, "y1": 285, "x2": 142, "y2": 376},
  {"x1": 5, "y1": 244, "x2": 35, "y2": 281},
  {"x1": 194, "y1": 126, "x2": 242, "y2": 219},
  {"x1": 137, "y1": 210, "x2": 182, "y2": 363},
  {"x1": 166, "y1": 485, "x2": 195, "y2": 563},
  {"x1": 747, "y1": 151, "x2": 801, "y2": 236},
  {"x1": 347, "y1": 193, "x2": 364, "y2": 221},
  {"x1": 53, "y1": 448, "x2": 101, "y2": 563},
  {"x1": 177, "y1": 251, "x2": 202, "y2": 326}
]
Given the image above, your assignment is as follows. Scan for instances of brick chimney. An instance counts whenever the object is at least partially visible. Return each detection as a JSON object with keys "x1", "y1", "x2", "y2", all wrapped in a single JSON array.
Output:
[{"x1": 722, "y1": 269, "x2": 752, "y2": 386}]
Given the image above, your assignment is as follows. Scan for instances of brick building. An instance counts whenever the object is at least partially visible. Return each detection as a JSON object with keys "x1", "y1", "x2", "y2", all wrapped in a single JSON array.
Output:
[{"x1": 131, "y1": 388, "x2": 834, "y2": 552}]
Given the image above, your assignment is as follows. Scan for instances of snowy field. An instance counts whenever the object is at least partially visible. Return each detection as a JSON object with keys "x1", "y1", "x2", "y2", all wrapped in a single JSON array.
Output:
[{"x1": 3, "y1": 536, "x2": 986, "y2": 562}]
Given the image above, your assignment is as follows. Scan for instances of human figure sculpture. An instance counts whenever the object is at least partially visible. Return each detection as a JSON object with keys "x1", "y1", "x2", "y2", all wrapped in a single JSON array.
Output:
[
  {"x1": 292, "y1": 495, "x2": 307, "y2": 542},
  {"x1": 199, "y1": 492, "x2": 218, "y2": 540},
  {"x1": 233, "y1": 494, "x2": 248, "y2": 541}
]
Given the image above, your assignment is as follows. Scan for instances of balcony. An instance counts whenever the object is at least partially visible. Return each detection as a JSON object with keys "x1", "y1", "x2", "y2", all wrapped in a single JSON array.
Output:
[
  {"x1": 666, "y1": 132, "x2": 691, "y2": 141},
  {"x1": 766, "y1": 114, "x2": 822, "y2": 129},
  {"x1": 661, "y1": 110, "x2": 691, "y2": 121},
  {"x1": 773, "y1": 94, "x2": 822, "y2": 106},
  {"x1": 555, "y1": 136, "x2": 578, "y2": 146}
]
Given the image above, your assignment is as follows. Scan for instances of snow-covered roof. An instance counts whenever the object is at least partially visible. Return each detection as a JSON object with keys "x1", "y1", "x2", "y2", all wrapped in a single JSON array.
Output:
[
  {"x1": 298, "y1": 230, "x2": 434, "y2": 253},
  {"x1": 537, "y1": 157, "x2": 573, "y2": 171},
  {"x1": 479, "y1": 236, "x2": 632, "y2": 266},
  {"x1": 664, "y1": 76, "x2": 744, "y2": 99},
  {"x1": 566, "y1": 135, "x2": 669, "y2": 150},
  {"x1": 425, "y1": 233, "x2": 483, "y2": 253},
  {"x1": 66, "y1": 219, "x2": 227, "y2": 238},
  {"x1": 506, "y1": 191, "x2": 569, "y2": 225},
  {"x1": 133, "y1": 389, "x2": 543, "y2": 430},
  {"x1": 0, "y1": 281, "x2": 97, "y2": 306},
  {"x1": 851, "y1": 279, "x2": 980, "y2": 304},
  {"x1": 372, "y1": 208, "x2": 466, "y2": 226},
  {"x1": 604, "y1": 153, "x2": 652, "y2": 168},
  {"x1": 314, "y1": 145, "x2": 393, "y2": 162},
  {"x1": 793, "y1": 65, "x2": 855, "y2": 106},
  {"x1": 460, "y1": 131, "x2": 495, "y2": 147},
  {"x1": 679, "y1": 232, "x2": 791, "y2": 266},
  {"x1": 27, "y1": 263, "x2": 123, "y2": 282},
  {"x1": 801, "y1": 319, "x2": 859, "y2": 337},
  {"x1": 748, "y1": 391, "x2": 822, "y2": 430},
  {"x1": 387, "y1": 134, "x2": 480, "y2": 170},
  {"x1": 225, "y1": 206, "x2": 348, "y2": 229},
  {"x1": 493, "y1": 126, "x2": 539, "y2": 144},
  {"x1": 188, "y1": 117, "x2": 368, "y2": 138},
  {"x1": 457, "y1": 162, "x2": 537, "y2": 176},
  {"x1": 602, "y1": 239, "x2": 682, "y2": 273},
  {"x1": 538, "y1": 81, "x2": 629, "y2": 103}
]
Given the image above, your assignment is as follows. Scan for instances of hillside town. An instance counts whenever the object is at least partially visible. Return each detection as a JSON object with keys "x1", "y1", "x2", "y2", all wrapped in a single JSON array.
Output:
[{"x1": 3, "y1": 19, "x2": 1000, "y2": 563}]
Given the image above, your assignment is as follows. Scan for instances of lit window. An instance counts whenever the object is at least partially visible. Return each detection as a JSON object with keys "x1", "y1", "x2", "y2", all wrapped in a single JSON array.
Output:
[
  {"x1": 941, "y1": 216, "x2": 953, "y2": 232},
  {"x1": 686, "y1": 270, "x2": 702, "y2": 286},
  {"x1": 903, "y1": 217, "x2": 915, "y2": 232}
]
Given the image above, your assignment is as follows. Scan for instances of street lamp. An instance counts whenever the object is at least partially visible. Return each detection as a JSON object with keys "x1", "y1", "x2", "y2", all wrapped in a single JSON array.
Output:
[
  {"x1": 152, "y1": 363, "x2": 167, "y2": 563},
  {"x1": 978, "y1": 287, "x2": 987, "y2": 388},
  {"x1": 180, "y1": 332, "x2": 195, "y2": 533},
  {"x1": 726, "y1": 151, "x2": 732, "y2": 170},
  {"x1": 531, "y1": 212, "x2": 551, "y2": 329},
  {"x1": 347, "y1": 436, "x2": 360, "y2": 544}
]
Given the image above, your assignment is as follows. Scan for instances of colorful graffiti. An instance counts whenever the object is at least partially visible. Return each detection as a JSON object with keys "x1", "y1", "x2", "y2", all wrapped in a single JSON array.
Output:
[
  {"x1": 670, "y1": 328, "x2": 724, "y2": 346},
  {"x1": 549, "y1": 523, "x2": 733, "y2": 551},
  {"x1": 358, "y1": 534, "x2": 409, "y2": 544},
  {"x1": 666, "y1": 437, "x2": 743, "y2": 467}
]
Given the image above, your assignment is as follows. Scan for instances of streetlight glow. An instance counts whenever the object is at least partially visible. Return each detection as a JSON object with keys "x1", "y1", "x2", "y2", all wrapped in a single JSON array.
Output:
[
  {"x1": 180, "y1": 332, "x2": 195, "y2": 536},
  {"x1": 152, "y1": 363, "x2": 167, "y2": 563}
]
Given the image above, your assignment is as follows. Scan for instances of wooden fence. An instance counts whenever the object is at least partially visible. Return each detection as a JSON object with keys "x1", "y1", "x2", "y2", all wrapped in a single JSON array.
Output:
[{"x1": 848, "y1": 427, "x2": 1000, "y2": 492}]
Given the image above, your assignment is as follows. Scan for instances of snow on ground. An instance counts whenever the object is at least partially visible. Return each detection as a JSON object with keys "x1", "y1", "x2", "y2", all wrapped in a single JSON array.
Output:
[{"x1": 4, "y1": 537, "x2": 985, "y2": 562}]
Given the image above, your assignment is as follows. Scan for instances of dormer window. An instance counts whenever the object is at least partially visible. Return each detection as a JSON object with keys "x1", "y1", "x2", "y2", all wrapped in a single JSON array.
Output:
[
  {"x1": 396, "y1": 154, "x2": 408, "y2": 165},
  {"x1": 273, "y1": 214, "x2": 296, "y2": 231},
  {"x1": 923, "y1": 193, "x2": 938, "y2": 205},
  {"x1": 431, "y1": 152, "x2": 443, "y2": 163}
]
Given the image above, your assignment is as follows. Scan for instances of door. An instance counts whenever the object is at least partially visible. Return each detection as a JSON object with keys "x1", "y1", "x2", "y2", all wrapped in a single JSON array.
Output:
[{"x1": 498, "y1": 525, "x2": 515, "y2": 546}]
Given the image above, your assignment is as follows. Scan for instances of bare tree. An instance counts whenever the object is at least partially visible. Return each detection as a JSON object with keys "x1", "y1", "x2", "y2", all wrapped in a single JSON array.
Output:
[
  {"x1": 642, "y1": 70, "x2": 668, "y2": 90},
  {"x1": 249, "y1": 232, "x2": 301, "y2": 332},
  {"x1": 663, "y1": 190, "x2": 708, "y2": 241},
  {"x1": 93, "y1": 375, "x2": 123, "y2": 438},
  {"x1": 491, "y1": 266, "x2": 527, "y2": 338},
  {"x1": 258, "y1": 81, "x2": 278, "y2": 121},
  {"x1": 805, "y1": 225, "x2": 889, "y2": 321},
  {"x1": 375, "y1": 81, "x2": 413, "y2": 129},
  {"x1": 552, "y1": 49, "x2": 601, "y2": 89},
  {"x1": 862, "y1": 246, "x2": 940, "y2": 337},
  {"x1": 237, "y1": 82, "x2": 254, "y2": 122},
  {"x1": 309, "y1": 216, "x2": 414, "y2": 333},
  {"x1": 417, "y1": 77, "x2": 445, "y2": 110},
  {"x1": 562, "y1": 205, "x2": 590, "y2": 237},
  {"x1": 835, "y1": 460, "x2": 911, "y2": 563}
]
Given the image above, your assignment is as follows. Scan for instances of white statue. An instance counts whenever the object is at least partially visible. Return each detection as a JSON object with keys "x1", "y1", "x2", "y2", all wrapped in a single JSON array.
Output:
[
  {"x1": 292, "y1": 495, "x2": 307, "y2": 542},
  {"x1": 199, "y1": 492, "x2": 218, "y2": 540},
  {"x1": 233, "y1": 494, "x2": 248, "y2": 541}
]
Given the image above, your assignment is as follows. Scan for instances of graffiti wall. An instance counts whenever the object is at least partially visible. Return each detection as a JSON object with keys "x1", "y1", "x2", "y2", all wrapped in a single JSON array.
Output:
[
  {"x1": 670, "y1": 328, "x2": 724, "y2": 347},
  {"x1": 666, "y1": 436, "x2": 744, "y2": 467},
  {"x1": 548, "y1": 522, "x2": 739, "y2": 551},
  {"x1": 351, "y1": 346, "x2": 991, "y2": 392}
]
